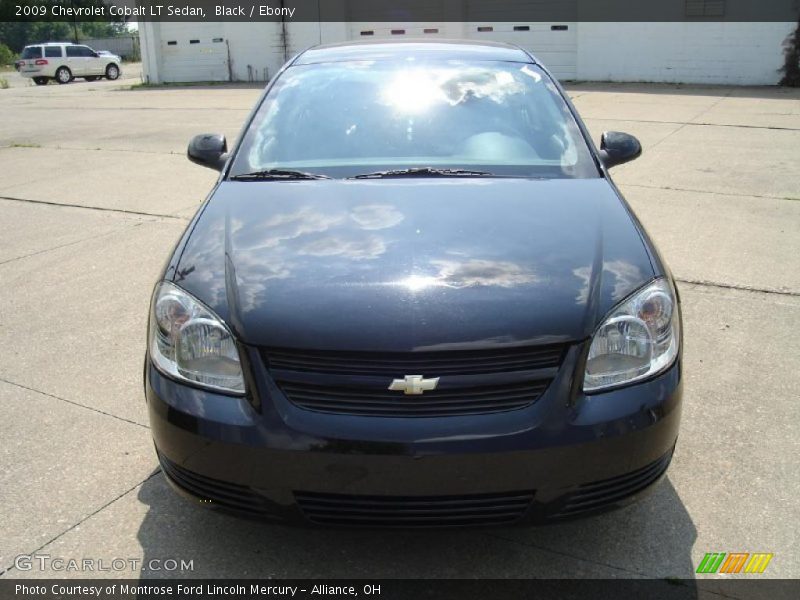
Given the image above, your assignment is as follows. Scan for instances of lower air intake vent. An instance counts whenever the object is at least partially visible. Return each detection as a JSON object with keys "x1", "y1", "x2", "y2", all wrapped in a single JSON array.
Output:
[
  {"x1": 159, "y1": 453, "x2": 269, "y2": 517},
  {"x1": 553, "y1": 450, "x2": 673, "y2": 518},
  {"x1": 294, "y1": 490, "x2": 534, "y2": 527}
]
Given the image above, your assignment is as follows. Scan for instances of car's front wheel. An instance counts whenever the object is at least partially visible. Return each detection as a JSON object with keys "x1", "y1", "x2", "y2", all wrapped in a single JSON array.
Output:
[
  {"x1": 55, "y1": 67, "x2": 72, "y2": 84},
  {"x1": 105, "y1": 64, "x2": 120, "y2": 80},
  {"x1": 33, "y1": 77, "x2": 49, "y2": 86}
]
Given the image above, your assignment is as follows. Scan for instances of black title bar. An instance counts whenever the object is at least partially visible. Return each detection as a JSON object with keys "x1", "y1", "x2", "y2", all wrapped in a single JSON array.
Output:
[
  {"x1": 2, "y1": 0, "x2": 799, "y2": 23},
  {"x1": 3, "y1": 579, "x2": 800, "y2": 600}
]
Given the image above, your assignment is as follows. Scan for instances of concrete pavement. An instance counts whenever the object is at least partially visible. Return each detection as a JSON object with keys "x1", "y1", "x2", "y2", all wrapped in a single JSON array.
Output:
[{"x1": 0, "y1": 68, "x2": 798, "y2": 585}]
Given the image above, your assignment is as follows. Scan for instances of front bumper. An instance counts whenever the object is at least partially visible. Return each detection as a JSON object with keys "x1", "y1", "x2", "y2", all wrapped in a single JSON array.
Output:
[{"x1": 145, "y1": 344, "x2": 682, "y2": 526}]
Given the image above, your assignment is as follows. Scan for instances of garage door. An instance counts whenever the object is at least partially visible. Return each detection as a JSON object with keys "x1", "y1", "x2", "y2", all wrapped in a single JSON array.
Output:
[
  {"x1": 158, "y1": 23, "x2": 229, "y2": 83},
  {"x1": 335, "y1": 1, "x2": 578, "y2": 81},
  {"x1": 345, "y1": 0, "x2": 446, "y2": 41},
  {"x1": 466, "y1": 1, "x2": 577, "y2": 81}
]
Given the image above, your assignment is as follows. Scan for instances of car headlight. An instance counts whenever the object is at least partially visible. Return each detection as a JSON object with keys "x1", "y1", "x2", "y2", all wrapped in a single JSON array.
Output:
[
  {"x1": 584, "y1": 278, "x2": 680, "y2": 393},
  {"x1": 149, "y1": 281, "x2": 245, "y2": 394}
]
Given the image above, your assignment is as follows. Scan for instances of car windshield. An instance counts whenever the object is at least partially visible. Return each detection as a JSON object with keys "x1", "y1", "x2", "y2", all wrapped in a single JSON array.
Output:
[
  {"x1": 21, "y1": 47, "x2": 42, "y2": 59},
  {"x1": 230, "y1": 60, "x2": 598, "y2": 179}
]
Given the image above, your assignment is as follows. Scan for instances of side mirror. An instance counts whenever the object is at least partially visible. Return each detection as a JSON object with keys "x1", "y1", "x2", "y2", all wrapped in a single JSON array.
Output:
[
  {"x1": 599, "y1": 131, "x2": 642, "y2": 169},
  {"x1": 188, "y1": 134, "x2": 228, "y2": 171}
]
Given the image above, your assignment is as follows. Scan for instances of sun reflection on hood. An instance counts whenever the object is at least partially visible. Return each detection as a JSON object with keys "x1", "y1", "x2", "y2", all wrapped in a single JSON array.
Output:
[{"x1": 397, "y1": 258, "x2": 539, "y2": 292}]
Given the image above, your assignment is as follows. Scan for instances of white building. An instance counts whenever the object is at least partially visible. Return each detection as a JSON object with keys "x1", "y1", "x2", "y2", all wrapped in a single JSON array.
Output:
[{"x1": 138, "y1": 1, "x2": 796, "y2": 86}]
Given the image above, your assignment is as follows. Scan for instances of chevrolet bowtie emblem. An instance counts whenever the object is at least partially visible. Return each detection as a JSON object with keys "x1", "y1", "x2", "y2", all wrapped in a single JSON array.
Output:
[{"x1": 388, "y1": 375, "x2": 440, "y2": 395}]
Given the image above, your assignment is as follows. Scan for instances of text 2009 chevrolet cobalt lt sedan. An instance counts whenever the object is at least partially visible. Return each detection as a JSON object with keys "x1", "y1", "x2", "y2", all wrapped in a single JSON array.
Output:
[{"x1": 145, "y1": 40, "x2": 682, "y2": 526}]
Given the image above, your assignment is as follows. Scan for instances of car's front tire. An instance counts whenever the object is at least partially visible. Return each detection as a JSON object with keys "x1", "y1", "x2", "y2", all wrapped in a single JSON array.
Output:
[
  {"x1": 105, "y1": 64, "x2": 120, "y2": 80},
  {"x1": 33, "y1": 77, "x2": 49, "y2": 86},
  {"x1": 55, "y1": 67, "x2": 72, "y2": 84}
]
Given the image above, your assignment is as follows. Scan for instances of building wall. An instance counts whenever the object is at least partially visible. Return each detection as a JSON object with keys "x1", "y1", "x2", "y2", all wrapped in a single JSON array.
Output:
[
  {"x1": 138, "y1": 21, "x2": 160, "y2": 83},
  {"x1": 224, "y1": 22, "x2": 284, "y2": 82},
  {"x1": 139, "y1": 21, "x2": 284, "y2": 83},
  {"x1": 575, "y1": 22, "x2": 796, "y2": 85},
  {"x1": 140, "y1": 19, "x2": 797, "y2": 86}
]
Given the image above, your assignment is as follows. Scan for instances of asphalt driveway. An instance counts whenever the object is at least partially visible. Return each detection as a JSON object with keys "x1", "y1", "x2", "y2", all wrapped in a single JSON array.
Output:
[{"x1": 0, "y1": 64, "x2": 798, "y2": 588}]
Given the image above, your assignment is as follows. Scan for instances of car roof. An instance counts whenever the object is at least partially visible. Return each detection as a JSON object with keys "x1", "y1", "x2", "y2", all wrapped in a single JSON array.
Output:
[
  {"x1": 295, "y1": 39, "x2": 535, "y2": 65},
  {"x1": 26, "y1": 42, "x2": 78, "y2": 47}
]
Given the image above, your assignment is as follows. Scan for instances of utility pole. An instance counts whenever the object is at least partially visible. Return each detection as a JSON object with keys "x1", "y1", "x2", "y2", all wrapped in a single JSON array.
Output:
[{"x1": 70, "y1": 0, "x2": 79, "y2": 43}]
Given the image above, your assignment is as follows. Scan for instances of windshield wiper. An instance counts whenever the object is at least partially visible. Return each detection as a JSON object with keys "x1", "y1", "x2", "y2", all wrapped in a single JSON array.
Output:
[
  {"x1": 229, "y1": 169, "x2": 331, "y2": 181},
  {"x1": 349, "y1": 167, "x2": 494, "y2": 179}
]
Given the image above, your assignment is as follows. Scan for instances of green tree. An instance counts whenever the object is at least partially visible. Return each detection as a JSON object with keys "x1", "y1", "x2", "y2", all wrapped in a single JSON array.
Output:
[
  {"x1": 77, "y1": 21, "x2": 130, "y2": 39},
  {"x1": 0, "y1": 21, "x2": 130, "y2": 52},
  {"x1": 0, "y1": 42, "x2": 15, "y2": 67},
  {"x1": 0, "y1": 22, "x2": 73, "y2": 52},
  {"x1": 780, "y1": 17, "x2": 800, "y2": 87},
  {"x1": 0, "y1": 1, "x2": 130, "y2": 51}
]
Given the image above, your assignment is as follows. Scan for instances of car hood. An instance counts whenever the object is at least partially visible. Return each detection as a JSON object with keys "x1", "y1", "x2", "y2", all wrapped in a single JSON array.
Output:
[{"x1": 173, "y1": 178, "x2": 655, "y2": 351}]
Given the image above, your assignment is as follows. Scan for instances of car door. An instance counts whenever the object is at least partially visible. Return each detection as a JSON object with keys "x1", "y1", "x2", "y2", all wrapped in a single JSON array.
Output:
[
  {"x1": 43, "y1": 45, "x2": 63, "y2": 76},
  {"x1": 64, "y1": 45, "x2": 86, "y2": 75},
  {"x1": 83, "y1": 46, "x2": 104, "y2": 75}
]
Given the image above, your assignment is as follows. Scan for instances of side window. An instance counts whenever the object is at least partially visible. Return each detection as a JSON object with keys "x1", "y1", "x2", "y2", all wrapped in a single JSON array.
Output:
[
  {"x1": 79, "y1": 46, "x2": 95, "y2": 57},
  {"x1": 66, "y1": 46, "x2": 81, "y2": 57},
  {"x1": 45, "y1": 46, "x2": 62, "y2": 58}
]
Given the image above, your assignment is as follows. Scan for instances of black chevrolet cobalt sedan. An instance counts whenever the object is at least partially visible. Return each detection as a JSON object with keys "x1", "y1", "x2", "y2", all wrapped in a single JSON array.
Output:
[{"x1": 145, "y1": 40, "x2": 682, "y2": 526}]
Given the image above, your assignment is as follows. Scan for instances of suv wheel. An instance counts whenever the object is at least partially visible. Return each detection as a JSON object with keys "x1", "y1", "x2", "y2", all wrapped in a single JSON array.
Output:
[
  {"x1": 105, "y1": 64, "x2": 120, "y2": 80},
  {"x1": 33, "y1": 77, "x2": 48, "y2": 86},
  {"x1": 55, "y1": 67, "x2": 72, "y2": 84}
]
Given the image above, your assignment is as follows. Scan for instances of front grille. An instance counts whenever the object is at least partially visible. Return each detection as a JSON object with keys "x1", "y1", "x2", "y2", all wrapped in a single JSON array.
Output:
[
  {"x1": 553, "y1": 450, "x2": 673, "y2": 518},
  {"x1": 263, "y1": 344, "x2": 566, "y2": 417},
  {"x1": 280, "y1": 380, "x2": 550, "y2": 417},
  {"x1": 264, "y1": 344, "x2": 565, "y2": 376},
  {"x1": 159, "y1": 453, "x2": 270, "y2": 517},
  {"x1": 295, "y1": 490, "x2": 534, "y2": 527}
]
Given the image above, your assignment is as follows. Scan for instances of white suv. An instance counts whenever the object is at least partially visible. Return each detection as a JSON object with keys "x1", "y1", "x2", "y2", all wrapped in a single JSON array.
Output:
[{"x1": 18, "y1": 43, "x2": 121, "y2": 85}]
